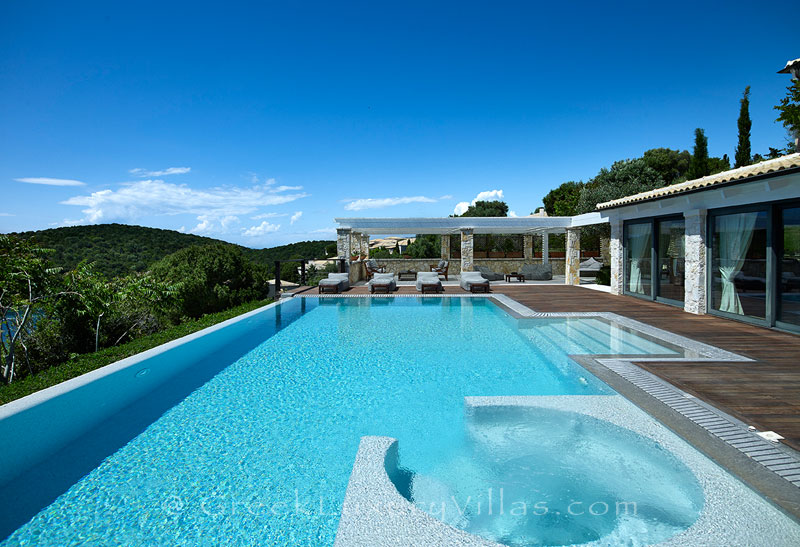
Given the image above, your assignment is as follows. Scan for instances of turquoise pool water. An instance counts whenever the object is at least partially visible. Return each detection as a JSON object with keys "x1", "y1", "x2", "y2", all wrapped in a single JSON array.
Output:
[{"x1": 1, "y1": 297, "x2": 688, "y2": 546}]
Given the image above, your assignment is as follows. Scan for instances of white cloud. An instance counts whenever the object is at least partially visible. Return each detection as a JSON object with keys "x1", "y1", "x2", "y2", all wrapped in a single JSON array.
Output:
[
  {"x1": 190, "y1": 214, "x2": 240, "y2": 235},
  {"x1": 15, "y1": 177, "x2": 86, "y2": 187},
  {"x1": 453, "y1": 202, "x2": 470, "y2": 215},
  {"x1": 242, "y1": 221, "x2": 281, "y2": 237},
  {"x1": 290, "y1": 211, "x2": 303, "y2": 224},
  {"x1": 129, "y1": 167, "x2": 191, "y2": 177},
  {"x1": 475, "y1": 189, "x2": 504, "y2": 202},
  {"x1": 509, "y1": 210, "x2": 518, "y2": 218},
  {"x1": 343, "y1": 196, "x2": 437, "y2": 211},
  {"x1": 251, "y1": 212, "x2": 287, "y2": 220},
  {"x1": 62, "y1": 179, "x2": 308, "y2": 226},
  {"x1": 271, "y1": 185, "x2": 303, "y2": 193},
  {"x1": 0, "y1": 212, "x2": 14, "y2": 217},
  {"x1": 452, "y1": 189, "x2": 505, "y2": 215}
]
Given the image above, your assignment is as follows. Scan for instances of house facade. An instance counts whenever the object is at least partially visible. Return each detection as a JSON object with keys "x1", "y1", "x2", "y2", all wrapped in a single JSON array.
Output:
[{"x1": 597, "y1": 153, "x2": 800, "y2": 332}]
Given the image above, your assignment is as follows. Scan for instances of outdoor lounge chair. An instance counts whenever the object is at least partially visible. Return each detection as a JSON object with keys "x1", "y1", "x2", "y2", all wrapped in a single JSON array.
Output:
[
  {"x1": 365, "y1": 259, "x2": 387, "y2": 280},
  {"x1": 318, "y1": 272, "x2": 350, "y2": 293},
  {"x1": 476, "y1": 265, "x2": 504, "y2": 281},
  {"x1": 521, "y1": 263, "x2": 553, "y2": 281},
  {"x1": 459, "y1": 271, "x2": 489, "y2": 292},
  {"x1": 416, "y1": 271, "x2": 443, "y2": 293},
  {"x1": 579, "y1": 257, "x2": 603, "y2": 278},
  {"x1": 429, "y1": 260, "x2": 449, "y2": 281},
  {"x1": 368, "y1": 273, "x2": 397, "y2": 293}
]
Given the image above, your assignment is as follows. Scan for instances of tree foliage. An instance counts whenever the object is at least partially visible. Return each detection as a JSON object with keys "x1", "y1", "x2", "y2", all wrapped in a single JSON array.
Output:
[
  {"x1": 151, "y1": 244, "x2": 270, "y2": 319},
  {"x1": 641, "y1": 148, "x2": 692, "y2": 183},
  {"x1": 458, "y1": 200, "x2": 509, "y2": 217},
  {"x1": 735, "y1": 86, "x2": 752, "y2": 168},
  {"x1": 404, "y1": 235, "x2": 441, "y2": 258},
  {"x1": 10, "y1": 223, "x2": 333, "y2": 278},
  {"x1": 687, "y1": 128, "x2": 710, "y2": 179},
  {"x1": 576, "y1": 159, "x2": 666, "y2": 215},
  {"x1": 542, "y1": 181, "x2": 583, "y2": 216},
  {"x1": 0, "y1": 236, "x2": 64, "y2": 383},
  {"x1": 775, "y1": 77, "x2": 800, "y2": 144}
]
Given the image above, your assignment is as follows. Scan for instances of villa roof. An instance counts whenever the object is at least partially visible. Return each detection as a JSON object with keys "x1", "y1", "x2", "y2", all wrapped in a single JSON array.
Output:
[
  {"x1": 596, "y1": 153, "x2": 800, "y2": 210},
  {"x1": 334, "y1": 212, "x2": 606, "y2": 235}
]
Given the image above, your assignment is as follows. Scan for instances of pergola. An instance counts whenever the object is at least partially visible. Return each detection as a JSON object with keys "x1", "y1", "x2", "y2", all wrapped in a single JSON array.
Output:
[{"x1": 334, "y1": 213, "x2": 607, "y2": 284}]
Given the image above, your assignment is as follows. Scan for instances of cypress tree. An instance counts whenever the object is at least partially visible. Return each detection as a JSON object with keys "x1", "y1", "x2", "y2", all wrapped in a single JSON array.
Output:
[
  {"x1": 688, "y1": 128, "x2": 710, "y2": 179},
  {"x1": 734, "y1": 86, "x2": 752, "y2": 168}
]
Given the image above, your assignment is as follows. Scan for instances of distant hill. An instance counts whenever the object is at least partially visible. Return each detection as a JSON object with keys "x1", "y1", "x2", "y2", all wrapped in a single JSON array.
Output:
[{"x1": 9, "y1": 224, "x2": 334, "y2": 278}]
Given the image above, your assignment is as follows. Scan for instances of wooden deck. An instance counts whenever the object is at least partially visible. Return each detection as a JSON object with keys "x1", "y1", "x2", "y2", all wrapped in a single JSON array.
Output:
[{"x1": 294, "y1": 283, "x2": 800, "y2": 452}]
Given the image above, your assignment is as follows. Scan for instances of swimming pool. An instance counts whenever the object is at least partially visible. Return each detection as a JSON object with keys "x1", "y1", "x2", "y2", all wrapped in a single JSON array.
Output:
[{"x1": 0, "y1": 297, "x2": 793, "y2": 545}]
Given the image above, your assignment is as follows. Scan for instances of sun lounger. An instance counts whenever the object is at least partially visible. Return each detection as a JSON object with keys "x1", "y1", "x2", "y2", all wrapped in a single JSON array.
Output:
[
  {"x1": 459, "y1": 271, "x2": 489, "y2": 291},
  {"x1": 416, "y1": 271, "x2": 443, "y2": 293},
  {"x1": 318, "y1": 273, "x2": 350, "y2": 293},
  {"x1": 368, "y1": 273, "x2": 397, "y2": 293}
]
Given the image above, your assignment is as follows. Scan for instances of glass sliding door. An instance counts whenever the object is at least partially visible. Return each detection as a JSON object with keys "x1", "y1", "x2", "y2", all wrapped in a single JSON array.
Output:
[
  {"x1": 656, "y1": 218, "x2": 685, "y2": 302},
  {"x1": 625, "y1": 222, "x2": 652, "y2": 297},
  {"x1": 711, "y1": 210, "x2": 768, "y2": 319},
  {"x1": 779, "y1": 206, "x2": 800, "y2": 327}
]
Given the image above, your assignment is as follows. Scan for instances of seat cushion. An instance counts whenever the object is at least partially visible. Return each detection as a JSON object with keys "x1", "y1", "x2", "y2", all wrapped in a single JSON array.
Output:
[{"x1": 328, "y1": 273, "x2": 349, "y2": 281}]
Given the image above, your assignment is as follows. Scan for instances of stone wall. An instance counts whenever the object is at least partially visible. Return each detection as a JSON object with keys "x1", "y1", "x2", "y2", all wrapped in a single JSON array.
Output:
[{"x1": 371, "y1": 258, "x2": 461, "y2": 276}]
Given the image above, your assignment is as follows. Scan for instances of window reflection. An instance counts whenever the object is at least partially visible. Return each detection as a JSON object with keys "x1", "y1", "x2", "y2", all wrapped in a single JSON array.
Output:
[
  {"x1": 625, "y1": 223, "x2": 652, "y2": 296},
  {"x1": 711, "y1": 210, "x2": 767, "y2": 318},
  {"x1": 657, "y1": 219, "x2": 684, "y2": 301},
  {"x1": 780, "y1": 207, "x2": 800, "y2": 326}
]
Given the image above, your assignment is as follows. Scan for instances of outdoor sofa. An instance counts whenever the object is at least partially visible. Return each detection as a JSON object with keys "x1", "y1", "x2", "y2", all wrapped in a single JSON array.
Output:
[
  {"x1": 521, "y1": 263, "x2": 553, "y2": 281},
  {"x1": 318, "y1": 272, "x2": 350, "y2": 293},
  {"x1": 476, "y1": 265, "x2": 504, "y2": 281},
  {"x1": 416, "y1": 271, "x2": 443, "y2": 293},
  {"x1": 368, "y1": 273, "x2": 397, "y2": 293},
  {"x1": 579, "y1": 257, "x2": 603, "y2": 278}
]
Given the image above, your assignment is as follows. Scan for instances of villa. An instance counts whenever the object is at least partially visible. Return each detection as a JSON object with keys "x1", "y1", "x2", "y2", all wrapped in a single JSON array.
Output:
[{"x1": 2, "y1": 158, "x2": 800, "y2": 545}]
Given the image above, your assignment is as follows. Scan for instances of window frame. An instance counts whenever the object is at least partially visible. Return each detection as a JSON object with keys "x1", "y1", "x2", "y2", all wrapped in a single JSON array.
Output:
[{"x1": 623, "y1": 214, "x2": 685, "y2": 307}]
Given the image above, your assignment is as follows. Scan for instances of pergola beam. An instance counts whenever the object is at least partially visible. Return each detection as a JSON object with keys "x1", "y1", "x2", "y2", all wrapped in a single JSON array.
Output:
[{"x1": 334, "y1": 213, "x2": 606, "y2": 235}]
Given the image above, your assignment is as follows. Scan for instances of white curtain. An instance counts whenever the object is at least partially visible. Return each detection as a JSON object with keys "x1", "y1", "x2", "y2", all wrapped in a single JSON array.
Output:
[
  {"x1": 627, "y1": 223, "x2": 651, "y2": 293},
  {"x1": 717, "y1": 212, "x2": 758, "y2": 315}
]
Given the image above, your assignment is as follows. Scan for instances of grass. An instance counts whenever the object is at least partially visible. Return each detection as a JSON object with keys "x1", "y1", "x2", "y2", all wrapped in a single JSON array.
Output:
[{"x1": 0, "y1": 298, "x2": 274, "y2": 405}]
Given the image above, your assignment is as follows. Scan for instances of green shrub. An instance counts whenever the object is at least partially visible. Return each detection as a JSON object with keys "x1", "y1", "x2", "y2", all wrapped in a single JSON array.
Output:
[
  {"x1": 595, "y1": 265, "x2": 611, "y2": 286},
  {"x1": 151, "y1": 244, "x2": 270, "y2": 319}
]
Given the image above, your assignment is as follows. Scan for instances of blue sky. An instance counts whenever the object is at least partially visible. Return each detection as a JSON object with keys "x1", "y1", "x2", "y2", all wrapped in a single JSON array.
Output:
[{"x1": 1, "y1": 1, "x2": 796, "y2": 247}]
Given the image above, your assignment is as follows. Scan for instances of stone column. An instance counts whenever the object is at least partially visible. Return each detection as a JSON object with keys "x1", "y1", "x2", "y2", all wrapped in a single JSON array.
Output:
[
  {"x1": 684, "y1": 209, "x2": 707, "y2": 314},
  {"x1": 336, "y1": 228, "x2": 352, "y2": 259},
  {"x1": 360, "y1": 233, "x2": 370, "y2": 258},
  {"x1": 609, "y1": 218, "x2": 623, "y2": 295},
  {"x1": 565, "y1": 227, "x2": 581, "y2": 285},
  {"x1": 441, "y1": 234, "x2": 450, "y2": 260},
  {"x1": 460, "y1": 228, "x2": 474, "y2": 272},
  {"x1": 523, "y1": 234, "x2": 533, "y2": 260},
  {"x1": 600, "y1": 237, "x2": 611, "y2": 265},
  {"x1": 542, "y1": 233, "x2": 550, "y2": 264}
]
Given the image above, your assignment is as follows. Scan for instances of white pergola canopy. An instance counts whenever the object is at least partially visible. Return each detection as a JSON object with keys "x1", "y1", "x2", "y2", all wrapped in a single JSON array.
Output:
[{"x1": 334, "y1": 212, "x2": 606, "y2": 235}]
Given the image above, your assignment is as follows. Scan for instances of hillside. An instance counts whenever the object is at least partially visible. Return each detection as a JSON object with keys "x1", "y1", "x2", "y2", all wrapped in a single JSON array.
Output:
[{"x1": 9, "y1": 224, "x2": 334, "y2": 278}]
